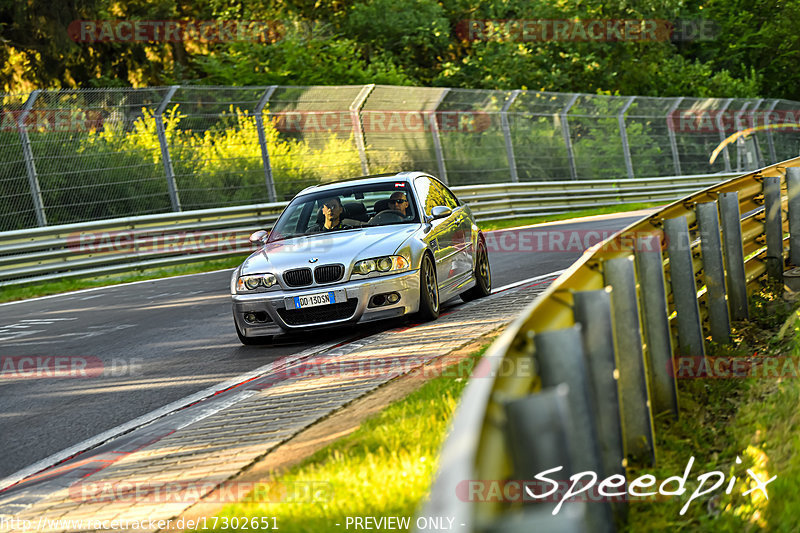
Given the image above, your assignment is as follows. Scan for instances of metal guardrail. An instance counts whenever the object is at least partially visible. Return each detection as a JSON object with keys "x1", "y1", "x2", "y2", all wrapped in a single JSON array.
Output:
[
  {"x1": 0, "y1": 174, "x2": 733, "y2": 288},
  {"x1": 422, "y1": 157, "x2": 800, "y2": 531}
]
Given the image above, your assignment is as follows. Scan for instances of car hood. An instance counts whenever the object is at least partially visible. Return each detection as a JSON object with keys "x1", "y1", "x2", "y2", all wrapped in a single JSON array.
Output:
[{"x1": 240, "y1": 225, "x2": 417, "y2": 275}]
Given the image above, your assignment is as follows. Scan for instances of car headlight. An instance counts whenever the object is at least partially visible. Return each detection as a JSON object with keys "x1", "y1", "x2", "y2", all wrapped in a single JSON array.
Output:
[
  {"x1": 353, "y1": 255, "x2": 409, "y2": 276},
  {"x1": 237, "y1": 273, "x2": 277, "y2": 292}
]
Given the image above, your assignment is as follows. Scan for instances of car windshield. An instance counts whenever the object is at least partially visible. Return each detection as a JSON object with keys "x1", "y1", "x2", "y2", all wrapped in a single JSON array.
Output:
[{"x1": 267, "y1": 182, "x2": 419, "y2": 243}]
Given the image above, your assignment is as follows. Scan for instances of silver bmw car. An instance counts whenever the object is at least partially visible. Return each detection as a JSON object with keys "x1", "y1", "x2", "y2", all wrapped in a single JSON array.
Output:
[{"x1": 230, "y1": 172, "x2": 491, "y2": 345}]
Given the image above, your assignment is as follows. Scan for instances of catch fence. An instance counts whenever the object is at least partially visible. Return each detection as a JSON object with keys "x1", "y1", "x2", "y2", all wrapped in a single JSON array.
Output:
[{"x1": 3, "y1": 85, "x2": 798, "y2": 232}]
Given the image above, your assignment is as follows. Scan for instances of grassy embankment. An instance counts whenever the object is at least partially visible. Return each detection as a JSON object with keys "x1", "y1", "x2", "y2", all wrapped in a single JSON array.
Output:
[
  {"x1": 200, "y1": 289, "x2": 800, "y2": 532},
  {"x1": 624, "y1": 287, "x2": 800, "y2": 531}
]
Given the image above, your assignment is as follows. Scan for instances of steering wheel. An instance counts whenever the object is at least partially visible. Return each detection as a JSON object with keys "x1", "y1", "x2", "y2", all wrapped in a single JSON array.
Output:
[{"x1": 368, "y1": 209, "x2": 406, "y2": 226}]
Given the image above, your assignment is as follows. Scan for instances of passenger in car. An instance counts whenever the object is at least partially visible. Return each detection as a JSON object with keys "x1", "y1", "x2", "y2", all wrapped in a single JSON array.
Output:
[{"x1": 309, "y1": 196, "x2": 345, "y2": 232}]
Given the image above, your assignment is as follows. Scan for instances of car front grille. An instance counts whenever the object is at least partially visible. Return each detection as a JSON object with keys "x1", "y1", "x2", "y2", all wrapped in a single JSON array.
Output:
[
  {"x1": 283, "y1": 268, "x2": 313, "y2": 287},
  {"x1": 278, "y1": 299, "x2": 358, "y2": 326},
  {"x1": 314, "y1": 264, "x2": 344, "y2": 284}
]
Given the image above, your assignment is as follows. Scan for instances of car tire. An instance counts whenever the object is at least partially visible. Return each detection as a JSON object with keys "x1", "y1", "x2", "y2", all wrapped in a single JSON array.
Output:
[
  {"x1": 460, "y1": 241, "x2": 492, "y2": 302},
  {"x1": 235, "y1": 321, "x2": 273, "y2": 346},
  {"x1": 418, "y1": 253, "x2": 440, "y2": 321}
]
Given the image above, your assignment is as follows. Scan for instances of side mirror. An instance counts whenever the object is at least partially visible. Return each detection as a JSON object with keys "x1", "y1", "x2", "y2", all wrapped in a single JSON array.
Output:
[
  {"x1": 249, "y1": 230, "x2": 269, "y2": 244},
  {"x1": 430, "y1": 206, "x2": 453, "y2": 220}
]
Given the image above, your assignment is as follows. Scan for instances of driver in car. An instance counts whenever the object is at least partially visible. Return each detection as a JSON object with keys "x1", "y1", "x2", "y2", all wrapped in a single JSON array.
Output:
[
  {"x1": 387, "y1": 192, "x2": 410, "y2": 216},
  {"x1": 309, "y1": 196, "x2": 346, "y2": 232}
]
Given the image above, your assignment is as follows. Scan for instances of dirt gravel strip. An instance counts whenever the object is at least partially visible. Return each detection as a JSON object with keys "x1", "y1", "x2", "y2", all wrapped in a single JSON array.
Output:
[{"x1": 1, "y1": 277, "x2": 556, "y2": 532}]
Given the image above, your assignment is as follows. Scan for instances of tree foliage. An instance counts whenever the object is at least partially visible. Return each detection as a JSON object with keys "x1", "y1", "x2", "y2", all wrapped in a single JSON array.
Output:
[{"x1": 0, "y1": 0, "x2": 791, "y2": 98}]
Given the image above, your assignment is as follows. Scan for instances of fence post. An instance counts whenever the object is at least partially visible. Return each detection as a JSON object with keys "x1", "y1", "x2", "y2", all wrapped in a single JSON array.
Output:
[
  {"x1": 664, "y1": 216, "x2": 705, "y2": 356},
  {"x1": 603, "y1": 256, "x2": 655, "y2": 465},
  {"x1": 561, "y1": 93, "x2": 579, "y2": 180},
  {"x1": 733, "y1": 102, "x2": 750, "y2": 172},
  {"x1": 619, "y1": 96, "x2": 635, "y2": 179},
  {"x1": 719, "y1": 192, "x2": 749, "y2": 320},
  {"x1": 633, "y1": 234, "x2": 678, "y2": 417},
  {"x1": 788, "y1": 168, "x2": 800, "y2": 266},
  {"x1": 746, "y1": 99, "x2": 764, "y2": 168},
  {"x1": 155, "y1": 85, "x2": 181, "y2": 212},
  {"x1": 696, "y1": 201, "x2": 731, "y2": 343},
  {"x1": 764, "y1": 99, "x2": 780, "y2": 165},
  {"x1": 501, "y1": 90, "x2": 521, "y2": 183},
  {"x1": 716, "y1": 98, "x2": 734, "y2": 172},
  {"x1": 350, "y1": 84, "x2": 374, "y2": 175},
  {"x1": 764, "y1": 175, "x2": 784, "y2": 282},
  {"x1": 17, "y1": 90, "x2": 47, "y2": 226},
  {"x1": 430, "y1": 88, "x2": 450, "y2": 184},
  {"x1": 255, "y1": 85, "x2": 278, "y2": 203},
  {"x1": 666, "y1": 97, "x2": 684, "y2": 176}
]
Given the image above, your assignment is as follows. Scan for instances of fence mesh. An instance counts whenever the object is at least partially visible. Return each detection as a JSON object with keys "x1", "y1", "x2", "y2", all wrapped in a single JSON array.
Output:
[{"x1": 1, "y1": 84, "x2": 794, "y2": 231}]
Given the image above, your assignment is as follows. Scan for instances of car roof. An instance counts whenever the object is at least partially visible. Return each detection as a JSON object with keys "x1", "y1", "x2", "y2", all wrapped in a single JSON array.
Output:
[{"x1": 294, "y1": 171, "x2": 430, "y2": 197}]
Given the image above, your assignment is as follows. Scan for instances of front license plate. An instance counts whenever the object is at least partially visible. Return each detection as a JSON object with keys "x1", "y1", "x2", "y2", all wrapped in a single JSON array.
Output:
[{"x1": 293, "y1": 291, "x2": 335, "y2": 309}]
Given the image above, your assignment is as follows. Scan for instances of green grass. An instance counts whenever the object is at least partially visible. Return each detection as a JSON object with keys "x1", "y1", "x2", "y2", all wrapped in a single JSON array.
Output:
[
  {"x1": 478, "y1": 201, "x2": 663, "y2": 231},
  {"x1": 0, "y1": 256, "x2": 244, "y2": 303},
  {"x1": 202, "y1": 347, "x2": 488, "y2": 533},
  {"x1": 624, "y1": 288, "x2": 800, "y2": 532}
]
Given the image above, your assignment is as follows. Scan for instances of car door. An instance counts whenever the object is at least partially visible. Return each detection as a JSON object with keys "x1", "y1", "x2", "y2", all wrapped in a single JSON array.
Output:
[
  {"x1": 413, "y1": 176, "x2": 459, "y2": 287},
  {"x1": 434, "y1": 180, "x2": 473, "y2": 278}
]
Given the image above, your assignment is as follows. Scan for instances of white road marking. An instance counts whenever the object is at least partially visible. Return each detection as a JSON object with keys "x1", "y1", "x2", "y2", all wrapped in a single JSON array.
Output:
[
  {"x1": 0, "y1": 339, "x2": 343, "y2": 493},
  {"x1": 491, "y1": 270, "x2": 565, "y2": 294},
  {"x1": 0, "y1": 269, "x2": 235, "y2": 308},
  {"x1": 18, "y1": 318, "x2": 77, "y2": 323}
]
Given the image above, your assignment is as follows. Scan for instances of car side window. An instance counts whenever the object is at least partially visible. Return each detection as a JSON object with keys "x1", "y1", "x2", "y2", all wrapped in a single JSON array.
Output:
[{"x1": 414, "y1": 176, "x2": 458, "y2": 216}]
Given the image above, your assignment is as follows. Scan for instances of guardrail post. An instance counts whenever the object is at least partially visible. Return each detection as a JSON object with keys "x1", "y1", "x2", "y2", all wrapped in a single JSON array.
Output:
[
  {"x1": 633, "y1": 234, "x2": 678, "y2": 417},
  {"x1": 155, "y1": 85, "x2": 182, "y2": 212},
  {"x1": 561, "y1": 94, "x2": 579, "y2": 180},
  {"x1": 603, "y1": 256, "x2": 655, "y2": 465},
  {"x1": 666, "y1": 97, "x2": 684, "y2": 176},
  {"x1": 504, "y1": 384, "x2": 573, "y2": 484},
  {"x1": 499, "y1": 385, "x2": 590, "y2": 531},
  {"x1": 255, "y1": 86, "x2": 278, "y2": 202},
  {"x1": 764, "y1": 175, "x2": 784, "y2": 282},
  {"x1": 350, "y1": 84, "x2": 374, "y2": 175},
  {"x1": 17, "y1": 90, "x2": 47, "y2": 226},
  {"x1": 787, "y1": 168, "x2": 800, "y2": 266},
  {"x1": 764, "y1": 99, "x2": 780, "y2": 164},
  {"x1": 532, "y1": 326, "x2": 613, "y2": 532},
  {"x1": 430, "y1": 88, "x2": 450, "y2": 184},
  {"x1": 572, "y1": 290, "x2": 626, "y2": 480},
  {"x1": 501, "y1": 90, "x2": 521, "y2": 183},
  {"x1": 696, "y1": 201, "x2": 731, "y2": 343},
  {"x1": 719, "y1": 192, "x2": 749, "y2": 320},
  {"x1": 664, "y1": 216, "x2": 706, "y2": 356},
  {"x1": 716, "y1": 98, "x2": 734, "y2": 172},
  {"x1": 619, "y1": 96, "x2": 635, "y2": 179}
]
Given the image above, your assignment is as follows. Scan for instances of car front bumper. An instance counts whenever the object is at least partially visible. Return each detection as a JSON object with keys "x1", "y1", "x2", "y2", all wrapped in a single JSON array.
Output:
[{"x1": 232, "y1": 269, "x2": 421, "y2": 337}]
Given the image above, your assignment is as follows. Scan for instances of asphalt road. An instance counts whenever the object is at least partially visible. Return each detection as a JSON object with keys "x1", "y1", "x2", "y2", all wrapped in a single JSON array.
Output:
[{"x1": 0, "y1": 211, "x2": 649, "y2": 479}]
